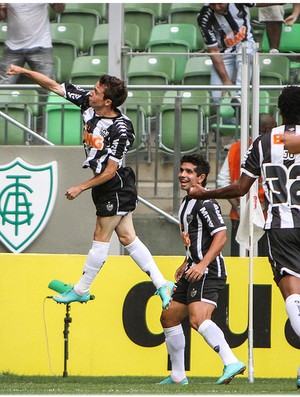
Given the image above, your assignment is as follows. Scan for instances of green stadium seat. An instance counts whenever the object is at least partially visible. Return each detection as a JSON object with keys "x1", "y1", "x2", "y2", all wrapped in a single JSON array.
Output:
[
  {"x1": 50, "y1": 23, "x2": 84, "y2": 81},
  {"x1": 158, "y1": 90, "x2": 211, "y2": 154},
  {"x1": 124, "y1": 4, "x2": 156, "y2": 51},
  {"x1": 124, "y1": 90, "x2": 151, "y2": 154},
  {"x1": 45, "y1": 93, "x2": 83, "y2": 145},
  {"x1": 0, "y1": 89, "x2": 39, "y2": 145},
  {"x1": 181, "y1": 55, "x2": 213, "y2": 85},
  {"x1": 259, "y1": 55, "x2": 290, "y2": 85},
  {"x1": 146, "y1": 23, "x2": 200, "y2": 84},
  {"x1": 261, "y1": 24, "x2": 300, "y2": 53},
  {"x1": 89, "y1": 23, "x2": 140, "y2": 56},
  {"x1": 57, "y1": 4, "x2": 102, "y2": 52},
  {"x1": 127, "y1": 55, "x2": 176, "y2": 117},
  {"x1": 0, "y1": 22, "x2": 7, "y2": 56},
  {"x1": 70, "y1": 55, "x2": 108, "y2": 86}
]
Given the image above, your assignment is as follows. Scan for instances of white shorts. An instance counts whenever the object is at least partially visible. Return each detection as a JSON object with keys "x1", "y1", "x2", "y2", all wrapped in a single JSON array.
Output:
[{"x1": 258, "y1": 5, "x2": 284, "y2": 22}]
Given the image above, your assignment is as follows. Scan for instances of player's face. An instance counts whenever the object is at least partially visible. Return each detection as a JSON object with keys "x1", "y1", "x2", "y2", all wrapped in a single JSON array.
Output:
[
  {"x1": 178, "y1": 162, "x2": 201, "y2": 192},
  {"x1": 209, "y1": 3, "x2": 229, "y2": 15},
  {"x1": 89, "y1": 82, "x2": 111, "y2": 110}
]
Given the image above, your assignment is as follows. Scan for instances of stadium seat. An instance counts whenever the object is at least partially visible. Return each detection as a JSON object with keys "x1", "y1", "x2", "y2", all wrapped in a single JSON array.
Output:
[
  {"x1": 123, "y1": 90, "x2": 151, "y2": 155},
  {"x1": 50, "y1": 23, "x2": 84, "y2": 81},
  {"x1": 70, "y1": 55, "x2": 108, "y2": 86},
  {"x1": 127, "y1": 55, "x2": 176, "y2": 117},
  {"x1": 259, "y1": 55, "x2": 290, "y2": 85},
  {"x1": 89, "y1": 23, "x2": 140, "y2": 56},
  {"x1": 181, "y1": 55, "x2": 213, "y2": 85},
  {"x1": 0, "y1": 89, "x2": 39, "y2": 145},
  {"x1": 124, "y1": 4, "x2": 156, "y2": 51},
  {"x1": 45, "y1": 93, "x2": 83, "y2": 145},
  {"x1": 157, "y1": 90, "x2": 211, "y2": 154},
  {"x1": 57, "y1": 3, "x2": 102, "y2": 52},
  {"x1": 168, "y1": 3, "x2": 201, "y2": 26},
  {"x1": 0, "y1": 22, "x2": 7, "y2": 56},
  {"x1": 146, "y1": 23, "x2": 200, "y2": 84},
  {"x1": 261, "y1": 24, "x2": 300, "y2": 53}
]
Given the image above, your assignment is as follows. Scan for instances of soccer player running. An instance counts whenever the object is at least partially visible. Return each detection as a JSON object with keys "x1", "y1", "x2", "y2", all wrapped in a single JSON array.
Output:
[
  {"x1": 6, "y1": 64, "x2": 175, "y2": 308},
  {"x1": 189, "y1": 86, "x2": 300, "y2": 388},
  {"x1": 158, "y1": 154, "x2": 245, "y2": 385}
]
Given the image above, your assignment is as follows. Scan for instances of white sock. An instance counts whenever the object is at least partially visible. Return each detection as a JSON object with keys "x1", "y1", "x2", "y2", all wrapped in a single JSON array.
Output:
[
  {"x1": 125, "y1": 236, "x2": 166, "y2": 289},
  {"x1": 286, "y1": 294, "x2": 300, "y2": 337},
  {"x1": 164, "y1": 325, "x2": 186, "y2": 381},
  {"x1": 74, "y1": 240, "x2": 110, "y2": 295},
  {"x1": 198, "y1": 319, "x2": 238, "y2": 366}
]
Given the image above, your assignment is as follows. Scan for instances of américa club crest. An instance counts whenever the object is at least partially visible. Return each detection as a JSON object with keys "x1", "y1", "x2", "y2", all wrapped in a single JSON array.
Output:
[{"x1": 0, "y1": 157, "x2": 58, "y2": 253}]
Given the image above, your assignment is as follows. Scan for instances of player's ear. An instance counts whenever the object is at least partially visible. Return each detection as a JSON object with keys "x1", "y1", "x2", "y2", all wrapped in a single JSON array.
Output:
[{"x1": 197, "y1": 173, "x2": 206, "y2": 185}]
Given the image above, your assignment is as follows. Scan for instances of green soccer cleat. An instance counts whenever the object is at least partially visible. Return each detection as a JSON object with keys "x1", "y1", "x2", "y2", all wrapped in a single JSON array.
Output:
[
  {"x1": 217, "y1": 361, "x2": 246, "y2": 385},
  {"x1": 297, "y1": 376, "x2": 300, "y2": 389},
  {"x1": 53, "y1": 287, "x2": 90, "y2": 304},
  {"x1": 154, "y1": 281, "x2": 176, "y2": 309},
  {"x1": 157, "y1": 376, "x2": 188, "y2": 385}
]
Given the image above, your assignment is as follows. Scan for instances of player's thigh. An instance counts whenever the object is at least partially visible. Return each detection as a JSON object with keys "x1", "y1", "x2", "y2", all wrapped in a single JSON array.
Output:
[
  {"x1": 115, "y1": 212, "x2": 136, "y2": 245},
  {"x1": 94, "y1": 215, "x2": 123, "y2": 241},
  {"x1": 160, "y1": 300, "x2": 188, "y2": 328},
  {"x1": 278, "y1": 275, "x2": 300, "y2": 300},
  {"x1": 188, "y1": 301, "x2": 215, "y2": 330}
]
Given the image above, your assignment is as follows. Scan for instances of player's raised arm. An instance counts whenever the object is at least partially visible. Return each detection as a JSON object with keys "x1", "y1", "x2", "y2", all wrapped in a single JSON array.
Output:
[{"x1": 6, "y1": 64, "x2": 64, "y2": 97}]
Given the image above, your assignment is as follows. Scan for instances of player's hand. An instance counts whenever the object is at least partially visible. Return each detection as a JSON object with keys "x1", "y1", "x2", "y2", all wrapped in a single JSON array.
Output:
[
  {"x1": 65, "y1": 186, "x2": 83, "y2": 200},
  {"x1": 188, "y1": 184, "x2": 206, "y2": 198},
  {"x1": 185, "y1": 263, "x2": 205, "y2": 282},
  {"x1": 6, "y1": 64, "x2": 23, "y2": 75}
]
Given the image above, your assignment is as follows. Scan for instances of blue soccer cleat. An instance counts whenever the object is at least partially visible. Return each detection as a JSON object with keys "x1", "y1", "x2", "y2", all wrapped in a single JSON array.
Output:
[
  {"x1": 154, "y1": 281, "x2": 176, "y2": 309},
  {"x1": 53, "y1": 287, "x2": 90, "y2": 304},
  {"x1": 157, "y1": 376, "x2": 188, "y2": 385},
  {"x1": 217, "y1": 361, "x2": 246, "y2": 385}
]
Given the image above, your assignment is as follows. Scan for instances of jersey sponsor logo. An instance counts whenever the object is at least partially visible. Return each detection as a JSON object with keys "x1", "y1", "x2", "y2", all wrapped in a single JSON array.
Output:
[
  {"x1": 273, "y1": 133, "x2": 283, "y2": 144},
  {"x1": 181, "y1": 231, "x2": 191, "y2": 247},
  {"x1": 224, "y1": 25, "x2": 246, "y2": 47},
  {"x1": 0, "y1": 157, "x2": 57, "y2": 253},
  {"x1": 200, "y1": 206, "x2": 214, "y2": 227},
  {"x1": 83, "y1": 129, "x2": 104, "y2": 150}
]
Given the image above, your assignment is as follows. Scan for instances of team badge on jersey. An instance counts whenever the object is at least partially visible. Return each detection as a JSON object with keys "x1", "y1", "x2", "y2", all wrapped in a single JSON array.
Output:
[
  {"x1": 106, "y1": 201, "x2": 114, "y2": 212},
  {"x1": 0, "y1": 157, "x2": 57, "y2": 253}
]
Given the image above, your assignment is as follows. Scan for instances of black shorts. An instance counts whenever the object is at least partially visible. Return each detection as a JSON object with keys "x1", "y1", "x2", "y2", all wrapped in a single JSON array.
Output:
[
  {"x1": 92, "y1": 166, "x2": 137, "y2": 216},
  {"x1": 267, "y1": 228, "x2": 300, "y2": 285},
  {"x1": 173, "y1": 273, "x2": 227, "y2": 307}
]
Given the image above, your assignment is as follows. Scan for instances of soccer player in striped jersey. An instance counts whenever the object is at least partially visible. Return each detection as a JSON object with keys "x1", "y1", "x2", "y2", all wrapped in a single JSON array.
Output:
[
  {"x1": 158, "y1": 154, "x2": 245, "y2": 386},
  {"x1": 189, "y1": 86, "x2": 300, "y2": 388},
  {"x1": 6, "y1": 64, "x2": 175, "y2": 308}
]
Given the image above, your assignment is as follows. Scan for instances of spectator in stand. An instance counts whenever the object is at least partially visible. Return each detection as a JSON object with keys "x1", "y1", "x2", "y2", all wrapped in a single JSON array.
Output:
[
  {"x1": 259, "y1": 5, "x2": 284, "y2": 53},
  {"x1": 197, "y1": 3, "x2": 279, "y2": 106},
  {"x1": 0, "y1": 3, "x2": 65, "y2": 83},
  {"x1": 217, "y1": 113, "x2": 277, "y2": 256}
]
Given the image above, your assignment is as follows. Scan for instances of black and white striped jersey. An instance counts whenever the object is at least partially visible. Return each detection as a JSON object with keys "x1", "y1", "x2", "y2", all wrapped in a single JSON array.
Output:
[
  {"x1": 197, "y1": 3, "x2": 255, "y2": 53},
  {"x1": 241, "y1": 124, "x2": 300, "y2": 229},
  {"x1": 61, "y1": 82, "x2": 135, "y2": 174},
  {"x1": 179, "y1": 196, "x2": 227, "y2": 277}
]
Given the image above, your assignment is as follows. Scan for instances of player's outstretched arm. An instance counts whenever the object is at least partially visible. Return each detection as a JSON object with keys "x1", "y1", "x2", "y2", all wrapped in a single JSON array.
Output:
[
  {"x1": 189, "y1": 173, "x2": 254, "y2": 200},
  {"x1": 6, "y1": 64, "x2": 64, "y2": 97}
]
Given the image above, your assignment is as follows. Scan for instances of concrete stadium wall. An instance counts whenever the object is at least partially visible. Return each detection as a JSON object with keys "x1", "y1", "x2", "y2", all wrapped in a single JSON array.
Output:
[{"x1": 0, "y1": 254, "x2": 298, "y2": 378}]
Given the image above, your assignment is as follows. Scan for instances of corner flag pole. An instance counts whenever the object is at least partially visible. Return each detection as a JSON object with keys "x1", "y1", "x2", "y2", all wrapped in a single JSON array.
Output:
[{"x1": 248, "y1": 42, "x2": 260, "y2": 384}]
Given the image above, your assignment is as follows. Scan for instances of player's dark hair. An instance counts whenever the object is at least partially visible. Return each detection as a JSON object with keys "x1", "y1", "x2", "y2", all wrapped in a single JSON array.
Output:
[
  {"x1": 99, "y1": 74, "x2": 128, "y2": 108},
  {"x1": 181, "y1": 154, "x2": 210, "y2": 187},
  {"x1": 278, "y1": 85, "x2": 300, "y2": 124}
]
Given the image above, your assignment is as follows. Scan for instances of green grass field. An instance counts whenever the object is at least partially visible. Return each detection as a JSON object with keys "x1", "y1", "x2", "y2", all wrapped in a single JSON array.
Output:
[{"x1": 0, "y1": 374, "x2": 299, "y2": 394}]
